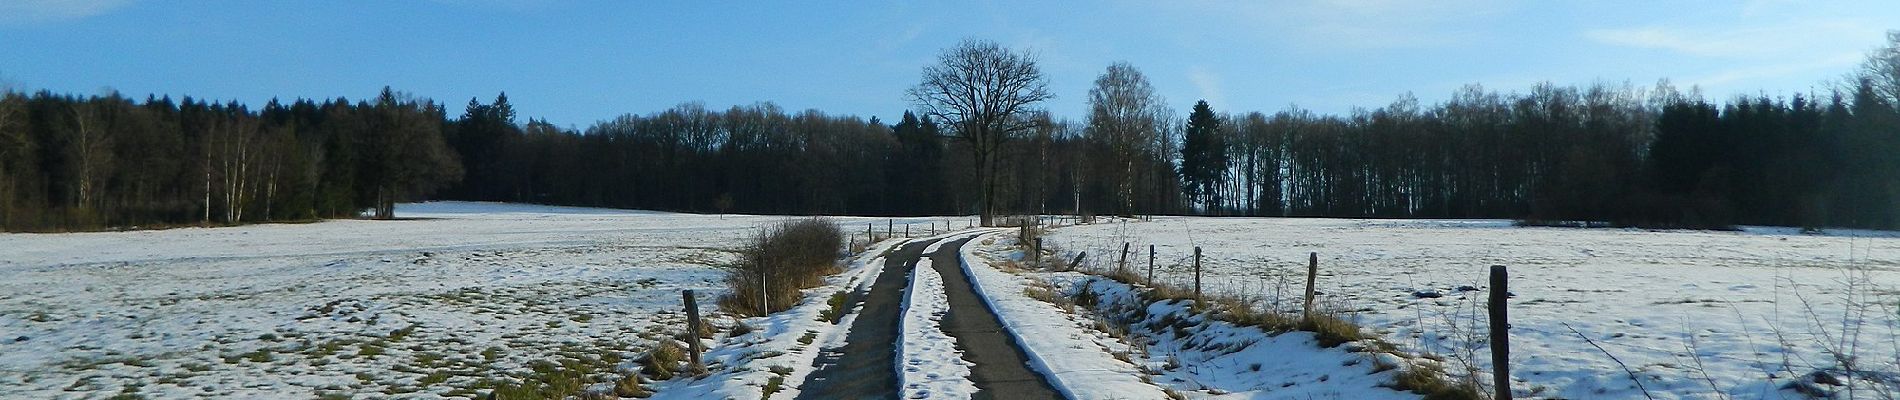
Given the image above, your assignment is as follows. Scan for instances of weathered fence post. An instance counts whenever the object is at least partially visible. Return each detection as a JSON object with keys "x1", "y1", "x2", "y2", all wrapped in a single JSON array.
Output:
[
  {"x1": 1193, "y1": 246, "x2": 1203, "y2": 303},
  {"x1": 1303, "y1": 252, "x2": 1318, "y2": 321},
  {"x1": 888, "y1": 219, "x2": 894, "y2": 237},
  {"x1": 1490, "y1": 265, "x2": 1511, "y2": 400},
  {"x1": 1147, "y1": 244, "x2": 1155, "y2": 285},
  {"x1": 867, "y1": 223, "x2": 873, "y2": 241},
  {"x1": 905, "y1": 223, "x2": 910, "y2": 237},
  {"x1": 682, "y1": 290, "x2": 704, "y2": 372},
  {"x1": 1118, "y1": 242, "x2": 1130, "y2": 275},
  {"x1": 1034, "y1": 238, "x2": 1043, "y2": 264}
]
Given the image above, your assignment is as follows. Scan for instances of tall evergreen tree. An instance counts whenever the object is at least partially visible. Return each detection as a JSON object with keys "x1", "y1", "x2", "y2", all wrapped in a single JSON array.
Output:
[{"x1": 1179, "y1": 100, "x2": 1226, "y2": 212}]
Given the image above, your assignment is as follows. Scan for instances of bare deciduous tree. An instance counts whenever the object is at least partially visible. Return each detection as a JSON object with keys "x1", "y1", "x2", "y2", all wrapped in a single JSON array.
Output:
[
  {"x1": 1086, "y1": 62, "x2": 1170, "y2": 215},
  {"x1": 909, "y1": 39, "x2": 1052, "y2": 226},
  {"x1": 369, "y1": 87, "x2": 462, "y2": 220},
  {"x1": 1862, "y1": 30, "x2": 1900, "y2": 109},
  {"x1": 0, "y1": 94, "x2": 23, "y2": 220},
  {"x1": 68, "y1": 101, "x2": 112, "y2": 211}
]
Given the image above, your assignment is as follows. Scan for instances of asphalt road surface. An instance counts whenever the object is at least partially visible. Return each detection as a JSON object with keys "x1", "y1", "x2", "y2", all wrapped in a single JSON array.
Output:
[{"x1": 797, "y1": 234, "x2": 1062, "y2": 399}]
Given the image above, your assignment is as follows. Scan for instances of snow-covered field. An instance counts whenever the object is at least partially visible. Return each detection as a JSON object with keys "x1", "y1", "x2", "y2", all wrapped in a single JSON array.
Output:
[
  {"x1": 1043, "y1": 217, "x2": 1900, "y2": 399},
  {"x1": 0, "y1": 202, "x2": 948, "y2": 399}
]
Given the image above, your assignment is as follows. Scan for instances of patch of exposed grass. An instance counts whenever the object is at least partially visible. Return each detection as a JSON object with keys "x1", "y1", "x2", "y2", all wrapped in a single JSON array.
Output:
[
  {"x1": 357, "y1": 342, "x2": 386, "y2": 358},
  {"x1": 641, "y1": 340, "x2": 684, "y2": 380},
  {"x1": 487, "y1": 359, "x2": 593, "y2": 400},
  {"x1": 729, "y1": 319, "x2": 755, "y2": 338},
  {"x1": 419, "y1": 370, "x2": 452, "y2": 385},
  {"x1": 761, "y1": 375, "x2": 785, "y2": 400},
  {"x1": 1386, "y1": 362, "x2": 1480, "y2": 400},
  {"x1": 818, "y1": 291, "x2": 849, "y2": 324},
  {"x1": 614, "y1": 374, "x2": 651, "y2": 398},
  {"x1": 1298, "y1": 314, "x2": 1368, "y2": 348},
  {"x1": 413, "y1": 351, "x2": 445, "y2": 367},
  {"x1": 243, "y1": 349, "x2": 275, "y2": 363},
  {"x1": 761, "y1": 365, "x2": 794, "y2": 400},
  {"x1": 387, "y1": 324, "x2": 419, "y2": 342},
  {"x1": 305, "y1": 339, "x2": 349, "y2": 359}
]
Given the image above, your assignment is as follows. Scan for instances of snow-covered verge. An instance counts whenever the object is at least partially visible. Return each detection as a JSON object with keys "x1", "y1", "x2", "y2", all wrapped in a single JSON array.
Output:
[
  {"x1": 897, "y1": 257, "x2": 976, "y2": 399},
  {"x1": 957, "y1": 231, "x2": 1175, "y2": 399},
  {"x1": 0, "y1": 201, "x2": 951, "y2": 399},
  {"x1": 647, "y1": 236, "x2": 907, "y2": 400},
  {"x1": 1043, "y1": 217, "x2": 1900, "y2": 399},
  {"x1": 1058, "y1": 273, "x2": 1426, "y2": 399}
]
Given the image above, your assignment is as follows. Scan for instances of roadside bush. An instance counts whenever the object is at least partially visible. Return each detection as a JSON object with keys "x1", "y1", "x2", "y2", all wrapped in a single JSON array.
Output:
[{"x1": 720, "y1": 218, "x2": 844, "y2": 316}]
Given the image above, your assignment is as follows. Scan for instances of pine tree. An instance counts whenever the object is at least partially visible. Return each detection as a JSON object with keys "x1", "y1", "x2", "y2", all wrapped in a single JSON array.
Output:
[{"x1": 1179, "y1": 100, "x2": 1226, "y2": 212}]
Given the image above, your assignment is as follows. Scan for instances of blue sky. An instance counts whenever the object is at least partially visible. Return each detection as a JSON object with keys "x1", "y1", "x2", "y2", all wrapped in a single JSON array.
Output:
[{"x1": 2, "y1": 0, "x2": 1895, "y2": 128}]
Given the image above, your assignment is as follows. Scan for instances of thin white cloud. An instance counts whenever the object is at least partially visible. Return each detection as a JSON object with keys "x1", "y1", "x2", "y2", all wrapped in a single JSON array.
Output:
[
  {"x1": 1690, "y1": 52, "x2": 1863, "y2": 89},
  {"x1": 0, "y1": 0, "x2": 135, "y2": 26},
  {"x1": 1187, "y1": 67, "x2": 1225, "y2": 107},
  {"x1": 876, "y1": 23, "x2": 927, "y2": 52},
  {"x1": 1586, "y1": 20, "x2": 1882, "y2": 59},
  {"x1": 1203, "y1": 0, "x2": 1513, "y2": 49}
]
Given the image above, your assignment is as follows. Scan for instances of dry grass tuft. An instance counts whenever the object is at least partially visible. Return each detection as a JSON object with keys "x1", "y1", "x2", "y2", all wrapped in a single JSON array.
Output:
[{"x1": 640, "y1": 339, "x2": 684, "y2": 380}]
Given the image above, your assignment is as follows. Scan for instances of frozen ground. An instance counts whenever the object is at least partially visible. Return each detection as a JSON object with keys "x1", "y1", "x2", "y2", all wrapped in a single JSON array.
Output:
[
  {"x1": 1043, "y1": 217, "x2": 1900, "y2": 399},
  {"x1": 0, "y1": 202, "x2": 948, "y2": 399}
]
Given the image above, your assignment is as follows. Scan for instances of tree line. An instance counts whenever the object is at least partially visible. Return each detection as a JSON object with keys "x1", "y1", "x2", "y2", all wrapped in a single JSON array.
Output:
[
  {"x1": 3, "y1": 33, "x2": 1899, "y2": 232},
  {"x1": 0, "y1": 87, "x2": 458, "y2": 231}
]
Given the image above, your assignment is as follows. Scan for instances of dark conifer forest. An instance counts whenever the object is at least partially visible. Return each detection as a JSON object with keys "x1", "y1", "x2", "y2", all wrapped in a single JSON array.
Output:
[{"x1": 4, "y1": 34, "x2": 1900, "y2": 232}]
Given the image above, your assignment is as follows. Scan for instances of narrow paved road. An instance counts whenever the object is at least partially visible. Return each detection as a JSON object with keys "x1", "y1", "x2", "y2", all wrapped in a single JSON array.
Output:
[
  {"x1": 797, "y1": 238, "x2": 938, "y2": 399},
  {"x1": 797, "y1": 234, "x2": 1063, "y2": 400},
  {"x1": 928, "y1": 236, "x2": 1064, "y2": 400}
]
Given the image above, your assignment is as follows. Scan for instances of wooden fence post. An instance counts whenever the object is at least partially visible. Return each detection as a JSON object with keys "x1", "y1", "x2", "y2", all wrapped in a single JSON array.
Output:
[
  {"x1": 1147, "y1": 245, "x2": 1155, "y2": 285},
  {"x1": 1193, "y1": 246, "x2": 1203, "y2": 303},
  {"x1": 1034, "y1": 238, "x2": 1043, "y2": 264},
  {"x1": 905, "y1": 223, "x2": 910, "y2": 237},
  {"x1": 1303, "y1": 252, "x2": 1318, "y2": 321},
  {"x1": 1490, "y1": 265, "x2": 1511, "y2": 400},
  {"x1": 888, "y1": 219, "x2": 893, "y2": 237},
  {"x1": 682, "y1": 290, "x2": 704, "y2": 372},
  {"x1": 1118, "y1": 242, "x2": 1130, "y2": 275},
  {"x1": 867, "y1": 223, "x2": 873, "y2": 241}
]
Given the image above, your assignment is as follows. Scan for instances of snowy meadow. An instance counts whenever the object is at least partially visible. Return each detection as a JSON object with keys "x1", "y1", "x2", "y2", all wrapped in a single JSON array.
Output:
[
  {"x1": 0, "y1": 202, "x2": 942, "y2": 399},
  {"x1": 1044, "y1": 217, "x2": 1900, "y2": 399}
]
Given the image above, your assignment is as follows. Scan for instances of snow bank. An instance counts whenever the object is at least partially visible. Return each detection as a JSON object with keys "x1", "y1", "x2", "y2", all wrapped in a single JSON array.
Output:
[
  {"x1": 898, "y1": 258, "x2": 976, "y2": 398},
  {"x1": 957, "y1": 231, "x2": 1174, "y2": 399},
  {"x1": 1058, "y1": 274, "x2": 1422, "y2": 399}
]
